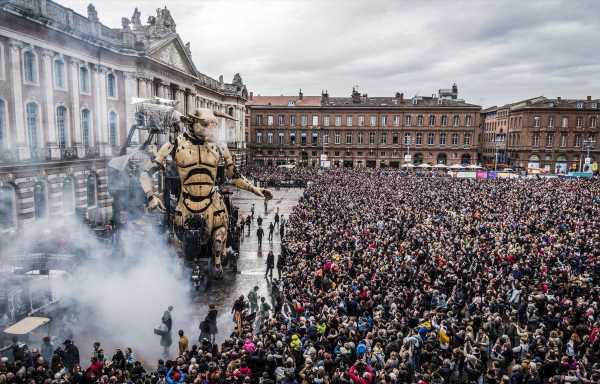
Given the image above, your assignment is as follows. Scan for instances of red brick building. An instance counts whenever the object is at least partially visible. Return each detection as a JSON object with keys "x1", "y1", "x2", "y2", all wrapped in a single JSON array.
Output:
[
  {"x1": 480, "y1": 96, "x2": 599, "y2": 173},
  {"x1": 247, "y1": 86, "x2": 481, "y2": 168}
]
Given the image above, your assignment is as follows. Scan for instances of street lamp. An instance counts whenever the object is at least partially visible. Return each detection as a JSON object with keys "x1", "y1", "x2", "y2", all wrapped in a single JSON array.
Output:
[
  {"x1": 580, "y1": 137, "x2": 595, "y2": 172},
  {"x1": 494, "y1": 135, "x2": 503, "y2": 171},
  {"x1": 404, "y1": 136, "x2": 412, "y2": 164}
]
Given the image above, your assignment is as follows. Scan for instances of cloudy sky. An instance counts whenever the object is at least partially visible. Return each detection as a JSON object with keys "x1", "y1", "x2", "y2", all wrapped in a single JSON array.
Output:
[{"x1": 60, "y1": 0, "x2": 599, "y2": 107}]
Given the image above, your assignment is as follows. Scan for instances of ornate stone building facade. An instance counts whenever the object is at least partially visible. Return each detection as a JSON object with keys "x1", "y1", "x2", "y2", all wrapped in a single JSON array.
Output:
[
  {"x1": 247, "y1": 87, "x2": 481, "y2": 168},
  {"x1": 480, "y1": 96, "x2": 599, "y2": 172},
  {"x1": 0, "y1": 0, "x2": 248, "y2": 232}
]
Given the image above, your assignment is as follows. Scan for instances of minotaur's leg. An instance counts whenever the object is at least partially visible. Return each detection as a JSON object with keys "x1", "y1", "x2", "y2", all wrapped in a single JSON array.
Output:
[{"x1": 212, "y1": 226, "x2": 227, "y2": 276}]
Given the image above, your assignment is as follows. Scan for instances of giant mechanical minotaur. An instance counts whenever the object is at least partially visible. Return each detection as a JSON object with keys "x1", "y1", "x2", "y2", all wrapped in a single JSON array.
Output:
[{"x1": 140, "y1": 108, "x2": 272, "y2": 274}]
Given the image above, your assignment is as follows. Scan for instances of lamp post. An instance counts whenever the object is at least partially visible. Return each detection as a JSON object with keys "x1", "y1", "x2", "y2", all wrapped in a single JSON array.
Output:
[
  {"x1": 580, "y1": 137, "x2": 595, "y2": 172},
  {"x1": 494, "y1": 135, "x2": 503, "y2": 171},
  {"x1": 404, "y1": 136, "x2": 412, "y2": 164}
]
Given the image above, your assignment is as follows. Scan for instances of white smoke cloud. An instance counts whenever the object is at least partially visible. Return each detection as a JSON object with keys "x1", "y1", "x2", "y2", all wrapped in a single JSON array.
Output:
[{"x1": 1, "y1": 216, "x2": 197, "y2": 365}]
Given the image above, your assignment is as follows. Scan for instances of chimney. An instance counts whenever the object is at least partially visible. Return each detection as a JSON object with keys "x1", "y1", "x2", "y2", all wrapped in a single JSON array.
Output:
[
  {"x1": 299, "y1": 89, "x2": 303, "y2": 100},
  {"x1": 352, "y1": 87, "x2": 361, "y2": 104},
  {"x1": 587, "y1": 96, "x2": 592, "y2": 101},
  {"x1": 321, "y1": 89, "x2": 329, "y2": 103},
  {"x1": 400, "y1": 92, "x2": 404, "y2": 102},
  {"x1": 249, "y1": 91, "x2": 253, "y2": 100},
  {"x1": 557, "y1": 97, "x2": 561, "y2": 102}
]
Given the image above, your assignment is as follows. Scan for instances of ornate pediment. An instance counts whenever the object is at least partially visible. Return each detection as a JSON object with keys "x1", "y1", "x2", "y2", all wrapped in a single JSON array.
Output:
[{"x1": 150, "y1": 38, "x2": 196, "y2": 76}]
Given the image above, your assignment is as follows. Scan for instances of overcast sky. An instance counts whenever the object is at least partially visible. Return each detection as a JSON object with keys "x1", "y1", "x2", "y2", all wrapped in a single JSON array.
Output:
[{"x1": 59, "y1": 0, "x2": 599, "y2": 107}]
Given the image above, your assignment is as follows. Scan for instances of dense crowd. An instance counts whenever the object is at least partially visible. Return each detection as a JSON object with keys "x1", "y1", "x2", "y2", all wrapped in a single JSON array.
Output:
[
  {"x1": 3, "y1": 170, "x2": 600, "y2": 384},
  {"x1": 244, "y1": 167, "x2": 317, "y2": 187}
]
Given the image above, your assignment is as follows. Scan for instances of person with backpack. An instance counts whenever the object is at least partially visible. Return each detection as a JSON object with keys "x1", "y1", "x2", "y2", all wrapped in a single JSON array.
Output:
[
  {"x1": 268, "y1": 222, "x2": 275, "y2": 242},
  {"x1": 257, "y1": 226, "x2": 264, "y2": 248}
]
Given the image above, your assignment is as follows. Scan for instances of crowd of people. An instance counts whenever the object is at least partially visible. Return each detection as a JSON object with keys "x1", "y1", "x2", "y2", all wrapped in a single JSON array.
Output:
[
  {"x1": 2, "y1": 169, "x2": 600, "y2": 384},
  {"x1": 243, "y1": 166, "x2": 317, "y2": 188}
]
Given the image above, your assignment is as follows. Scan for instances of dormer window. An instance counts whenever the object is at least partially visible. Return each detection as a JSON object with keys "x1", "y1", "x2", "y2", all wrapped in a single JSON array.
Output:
[
  {"x1": 592, "y1": 103, "x2": 598, "y2": 110},
  {"x1": 288, "y1": 100, "x2": 295, "y2": 107},
  {"x1": 577, "y1": 102, "x2": 583, "y2": 109}
]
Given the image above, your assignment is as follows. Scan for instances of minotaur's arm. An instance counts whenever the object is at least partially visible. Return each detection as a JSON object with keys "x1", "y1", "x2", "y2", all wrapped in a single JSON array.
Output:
[
  {"x1": 223, "y1": 146, "x2": 272, "y2": 199},
  {"x1": 140, "y1": 141, "x2": 173, "y2": 210}
]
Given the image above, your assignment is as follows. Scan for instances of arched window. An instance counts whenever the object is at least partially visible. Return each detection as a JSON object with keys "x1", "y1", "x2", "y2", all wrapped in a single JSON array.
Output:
[
  {"x1": 107, "y1": 73, "x2": 116, "y2": 98},
  {"x1": 81, "y1": 109, "x2": 91, "y2": 148},
  {"x1": 461, "y1": 154, "x2": 471, "y2": 165},
  {"x1": 54, "y1": 58, "x2": 65, "y2": 89},
  {"x1": 23, "y1": 50, "x2": 37, "y2": 83},
  {"x1": 33, "y1": 181, "x2": 46, "y2": 219},
  {"x1": 62, "y1": 177, "x2": 75, "y2": 214},
  {"x1": 79, "y1": 66, "x2": 89, "y2": 93},
  {"x1": 109, "y1": 111, "x2": 118, "y2": 146},
  {"x1": 56, "y1": 106, "x2": 67, "y2": 148},
  {"x1": 26, "y1": 102, "x2": 39, "y2": 151},
  {"x1": 0, "y1": 99, "x2": 6, "y2": 148},
  {"x1": 437, "y1": 153, "x2": 447, "y2": 165},
  {"x1": 86, "y1": 174, "x2": 97, "y2": 207},
  {"x1": 0, "y1": 185, "x2": 16, "y2": 229}
]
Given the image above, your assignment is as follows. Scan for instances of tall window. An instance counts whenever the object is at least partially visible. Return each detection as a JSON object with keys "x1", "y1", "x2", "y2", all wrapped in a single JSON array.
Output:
[
  {"x1": 405, "y1": 115, "x2": 411, "y2": 127},
  {"x1": 532, "y1": 134, "x2": 540, "y2": 147},
  {"x1": 0, "y1": 186, "x2": 16, "y2": 230},
  {"x1": 0, "y1": 99, "x2": 5, "y2": 148},
  {"x1": 79, "y1": 66, "x2": 89, "y2": 93},
  {"x1": 23, "y1": 50, "x2": 37, "y2": 83},
  {"x1": 322, "y1": 131, "x2": 329, "y2": 144},
  {"x1": 428, "y1": 115, "x2": 435, "y2": 126},
  {"x1": 290, "y1": 131, "x2": 296, "y2": 144},
  {"x1": 465, "y1": 115, "x2": 472, "y2": 127},
  {"x1": 560, "y1": 133, "x2": 567, "y2": 147},
  {"x1": 267, "y1": 115, "x2": 273, "y2": 126},
  {"x1": 440, "y1": 132, "x2": 447, "y2": 145},
  {"x1": 267, "y1": 132, "x2": 273, "y2": 144},
  {"x1": 81, "y1": 109, "x2": 91, "y2": 148},
  {"x1": 301, "y1": 132, "x2": 307, "y2": 145},
  {"x1": 576, "y1": 117, "x2": 583, "y2": 127},
  {"x1": 335, "y1": 131, "x2": 341, "y2": 144},
  {"x1": 109, "y1": 111, "x2": 118, "y2": 146},
  {"x1": 301, "y1": 115, "x2": 307, "y2": 126},
  {"x1": 358, "y1": 132, "x2": 363, "y2": 144},
  {"x1": 415, "y1": 133, "x2": 422, "y2": 145},
  {"x1": 346, "y1": 132, "x2": 352, "y2": 144},
  {"x1": 312, "y1": 131, "x2": 318, "y2": 145},
  {"x1": 358, "y1": 116, "x2": 364, "y2": 126},
  {"x1": 370, "y1": 115, "x2": 376, "y2": 127},
  {"x1": 574, "y1": 135, "x2": 581, "y2": 147},
  {"x1": 546, "y1": 133, "x2": 554, "y2": 147},
  {"x1": 427, "y1": 132, "x2": 435, "y2": 145},
  {"x1": 278, "y1": 115, "x2": 285, "y2": 126},
  {"x1": 256, "y1": 132, "x2": 262, "y2": 143},
  {"x1": 562, "y1": 117, "x2": 568, "y2": 128},
  {"x1": 255, "y1": 115, "x2": 262, "y2": 125},
  {"x1": 56, "y1": 106, "x2": 67, "y2": 148},
  {"x1": 464, "y1": 133, "x2": 471, "y2": 145},
  {"x1": 26, "y1": 102, "x2": 38, "y2": 151},
  {"x1": 87, "y1": 174, "x2": 97, "y2": 207},
  {"x1": 453, "y1": 115, "x2": 460, "y2": 127},
  {"x1": 548, "y1": 116, "x2": 554, "y2": 128},
  {"x1": 347, "y1": 116, "x2": 353, "y2": 127},
  {"x1": 323, "y1": 115, "x2": 330, "y2": 127},
  {"x1": 381, "y1": 115, "x2": 387, "y2": 127},
  {"x1": 417, "y1": 115, "x2": 423, "y2": 127},
  {"x1": 404, "y1": 133, "x2": 411, "y2": 145},
  {"x1": 290, "y1": 115, "x2": 296, "y2": 126},
  {"x1": 107, "y1": 73, "x2": 116, "y2": 98},
  {"x1": 452, "y1": 133, "x2": 459, "y2": 145},
  {"x1": 392, "y1": 132, "x2": 399, "y2": 144},
  {"x1": 393, "y1": 115, "x2": 400, "y2": 126},
  {"x1": 380, "y1": 133, "x2": 387, "y2": 144},
  {"x1": 62, "y1": 177, "x2": 75, "y2": 214},
  {"x1": 335, "y1": 116, "x2": 341, "y2": 127},
  {"x1": 54, "y1": 58, "x2": 65, "y2": 89},
  {"x1": 33, "y1": 182, "x2": 46, "y2": 219},
  {"x1": 591, "y1": 117, "x2": 597, "y2": 128},
  {"x1": 369, "y1": 132, "x2": 375, "y2": 144},
  {"x1": 312, "y1": 115, "x2": 318, "y2": 126},
  {"x1": 278, "y1": 132, "x2": 284, "y2": 145},
  {"x1": 441, "y1": 115, "x2": 448, "y2": 126}
]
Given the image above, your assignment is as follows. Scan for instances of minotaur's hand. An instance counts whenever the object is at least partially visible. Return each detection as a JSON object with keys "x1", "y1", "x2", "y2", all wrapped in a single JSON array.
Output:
[
  {"x1": 260, "y1": 188, "x2": 273, "y2": 200},
  {"x1": 147, "y1": 193, "x2": 165, "y2": 212}
]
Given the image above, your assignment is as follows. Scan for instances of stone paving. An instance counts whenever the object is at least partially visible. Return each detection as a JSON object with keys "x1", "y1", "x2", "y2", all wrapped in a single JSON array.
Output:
[{"x1": 190, "y1": 187, "x2": 303, "y2": 342}]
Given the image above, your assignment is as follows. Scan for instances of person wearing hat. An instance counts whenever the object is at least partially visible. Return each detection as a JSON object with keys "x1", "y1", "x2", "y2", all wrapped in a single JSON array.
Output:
[
  {"x1": 62, "y1": 339, "x2": 80, "y2": 373},
  {"x1": 140, "y1": 108, "x2": 272, "y2": 276}
]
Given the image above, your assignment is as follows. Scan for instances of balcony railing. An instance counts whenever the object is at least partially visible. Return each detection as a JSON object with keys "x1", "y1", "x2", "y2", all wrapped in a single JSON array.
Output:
[{"x1": 0, "y1": 146, "x2": 105, "y2": 165}]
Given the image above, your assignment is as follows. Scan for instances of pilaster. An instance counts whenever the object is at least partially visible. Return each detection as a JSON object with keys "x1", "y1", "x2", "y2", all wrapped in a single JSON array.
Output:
[{"x1": 9, "y1": 40, "x2": 28, "y2": 160}]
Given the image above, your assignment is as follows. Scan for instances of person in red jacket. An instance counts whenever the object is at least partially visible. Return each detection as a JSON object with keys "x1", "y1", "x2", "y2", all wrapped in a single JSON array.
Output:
[
  {"x1": 347, "y1": 361, "x2": 373, "y2": 384},
  {"x1": 85, "y1": 357, "x2": 103, "y2": 381}
]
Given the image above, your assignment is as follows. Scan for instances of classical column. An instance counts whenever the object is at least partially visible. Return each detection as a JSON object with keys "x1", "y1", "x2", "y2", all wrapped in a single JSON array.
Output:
[
  {"x1": 69, "y1": 58, "x2": 83, "y2": 157},
  {"x1": 93, "y1": 65, "x2": 109, "y2": 156},
  {"x1": 123, "y1": 71, "x2": 137, "y2": 145},
  {"x1": 42, "y1": 49, "x2": 59, "y2": 159},
  {"x1": 9, "y1": 40, "x2": 28, "y2": 160},
  {"x1": 146, "y1": 78, "x2": 153, "y2": 99}
]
